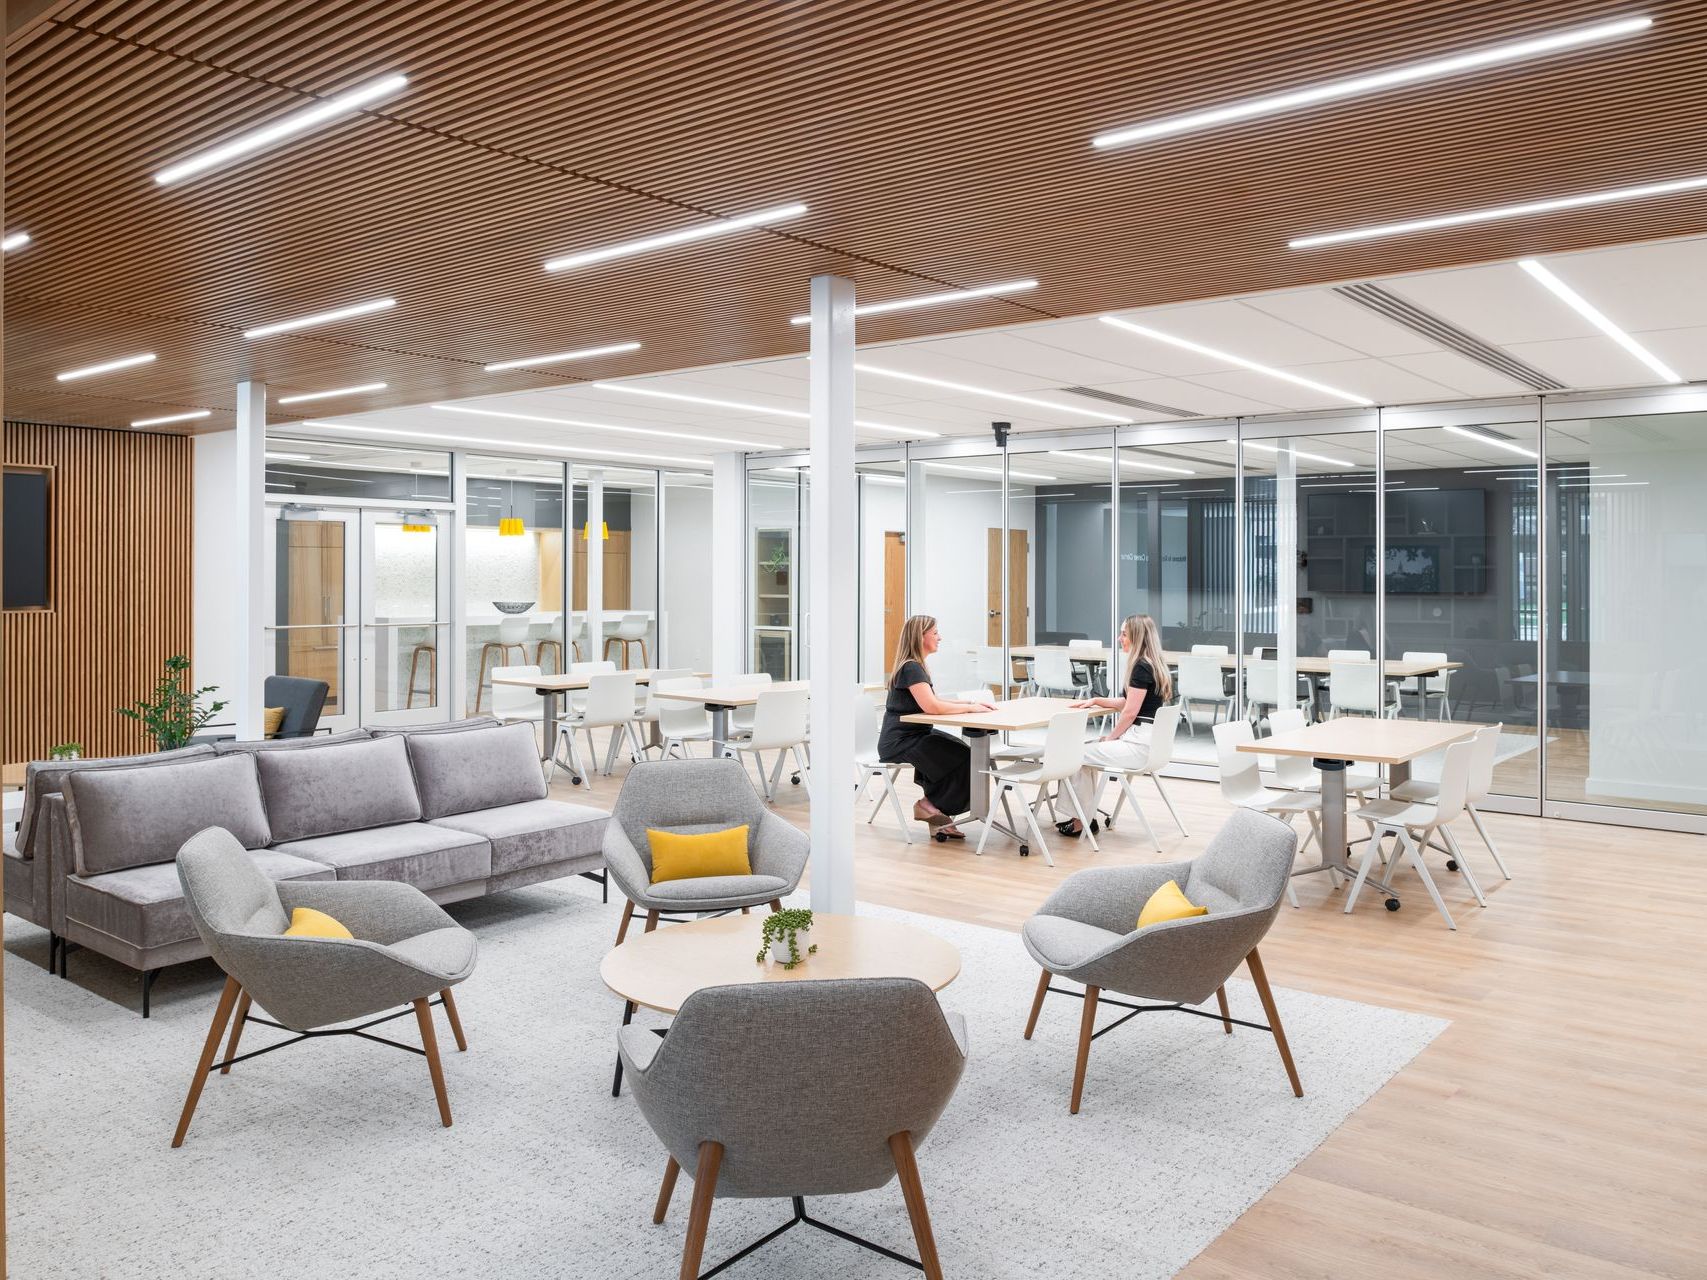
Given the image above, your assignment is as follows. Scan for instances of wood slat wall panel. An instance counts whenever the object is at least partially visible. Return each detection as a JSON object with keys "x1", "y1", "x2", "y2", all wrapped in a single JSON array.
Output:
[{"x1": 1, "y1": 420, "x2": 193, "y2": 760}]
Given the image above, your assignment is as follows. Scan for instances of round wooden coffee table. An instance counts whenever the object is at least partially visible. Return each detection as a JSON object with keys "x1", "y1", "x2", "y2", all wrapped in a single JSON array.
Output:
[{"x1": 600, "y1": 912, "x2": 961, "y2": 1015}]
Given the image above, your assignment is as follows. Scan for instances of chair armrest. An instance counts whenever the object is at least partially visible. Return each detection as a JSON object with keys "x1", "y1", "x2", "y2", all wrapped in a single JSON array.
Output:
[
  {"x1": 601, "y1": 825, "x2": 652, "y2": 903},
  {"x1": 1087, "y1": 906, "x2": 1277, "y2": 1004},
  {"x1": 276, "y1": 879, "x2": 456, "y2": 946},
  {"x1": 214, "y1": 931, "x2": 471, "y2": 1031},
  {"x1": 1035, "y1": 862, "x2": 1194, "y2": 937},
  {"x1": 750, "y1": 812, "x2": 809, "y2": 886},
  {"x1": 618, "y1": 1024, "x2": 663, "y2": 1076}
]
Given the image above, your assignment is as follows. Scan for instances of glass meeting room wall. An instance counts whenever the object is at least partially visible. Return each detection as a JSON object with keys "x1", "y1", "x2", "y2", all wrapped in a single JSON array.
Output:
[
  {"x1": 857, "y1": 458, "x2": 908, "y2": 683},
  {"x1": 1010, "y1": 441, "x2": 1114, "y2": 698},
  {"x1": 661, "y1": 470, "x2": 714, "y2": 675},
  {"x1": 905, "y1": 449, "x2": 1013, "y2": 696},
  {"x1": 747, "y1": 466, "x2": 805, "y2": 679}
]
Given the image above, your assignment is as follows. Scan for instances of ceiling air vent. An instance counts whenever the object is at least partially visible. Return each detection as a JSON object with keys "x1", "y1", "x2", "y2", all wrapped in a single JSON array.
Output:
[
  {"x1": 1333, "y1": 282, "x2": 1566, "y2": 391},
  {"x1": 1059, "y1": 386, "x2": 1199, "y2": 418}
]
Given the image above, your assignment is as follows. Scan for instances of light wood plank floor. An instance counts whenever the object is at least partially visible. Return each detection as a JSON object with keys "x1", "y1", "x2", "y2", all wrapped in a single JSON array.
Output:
[{"x1": 551, "y1": 741, "x2": 1707, "y2": 1279}]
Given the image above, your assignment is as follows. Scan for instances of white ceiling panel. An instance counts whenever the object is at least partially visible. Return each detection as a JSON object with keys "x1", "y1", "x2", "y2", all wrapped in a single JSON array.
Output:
[
  {"x1": 1096, "y1": 377, "x2": 1287, "y2": 417},
  {"x1": 1381, "y1": 351, "x2": 1535, "y2": 398},
  {"x1": 1121, "y1": 299, "x2": 1369, "y2": 365},
  {"x1": 918, "y1": 331, "x2": 1162, "y2": 387},
  {"x1": 1633, "y1": 326, "x2": 1707, "y2": 381},
  {"x1": 1539, "y1": 239, "x2": 1707, "y2": 331},
  {"x1": 1387, "y1": 263, "x2": 1595, "y2": 344},
  {"x1": 853, "y1": 343, "x2": 1092, "y2": 395},
  {"x1": 1501, "y1": 336, "x2": 1668, "y2": 390},
  {"x1": 1242, "y1": 290, "x2": 1440, "y2": 358}
]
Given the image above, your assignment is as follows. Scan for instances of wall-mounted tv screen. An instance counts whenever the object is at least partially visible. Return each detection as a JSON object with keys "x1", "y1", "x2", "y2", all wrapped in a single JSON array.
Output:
[
  {"x1": 1366, "y1": 544, "x2": 1440, "y2": 594},
  {"x1": 1304, "y1": 487, "x2": 1487, "y2": 595},
  {"x1": 3, "y1": 469, "x2": 51, "y2": 609}
]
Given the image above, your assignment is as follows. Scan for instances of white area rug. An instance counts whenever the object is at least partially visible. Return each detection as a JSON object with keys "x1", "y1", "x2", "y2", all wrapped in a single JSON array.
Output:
[{"x1": 4, "y1": 888, "x2": 1444, "y2": 1279}]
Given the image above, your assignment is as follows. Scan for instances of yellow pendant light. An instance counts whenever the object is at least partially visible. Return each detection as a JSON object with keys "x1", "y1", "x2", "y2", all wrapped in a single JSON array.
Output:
[
  {"x1": 499, "y1": 477, "x2": 525, "y2": 536},
  {"x1": 581, "y1": 520, "x2": 609, "y2": 541}
]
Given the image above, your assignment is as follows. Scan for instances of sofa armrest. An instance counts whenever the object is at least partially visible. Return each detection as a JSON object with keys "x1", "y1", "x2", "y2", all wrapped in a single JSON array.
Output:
[
  {"x1": 42, "y1": 795, "x2": 74, "y2": 936},
  {"x1": 276, "y1": 879, "x2": 455, "y2": 946}
]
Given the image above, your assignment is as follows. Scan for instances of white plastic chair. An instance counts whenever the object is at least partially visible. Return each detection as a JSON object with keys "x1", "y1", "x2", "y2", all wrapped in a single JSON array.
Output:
[
  {"x1": 1345, "y1": 738, "x2": 1483, "y2": 930},
  {"x1": 976, "y1": 709, "x2": 1094, "y2": 866},
  {"x1": 853, "y1": 691, "x2": 913, "y2": 844},
  {"x1": 1086, "y1": 703, "x2": 1188, "y2": 850},
  {"x1": 1399, "y1": 651, "x2": 1453, "y2": 720},
  {"x1": 1212, "y1": 720, "x2": 1324, "y2": 908},
  {"x1": 561, "y1": 671, "x2": 644, "y2": 778},
  {"x1": 634, "y1": 668, "x2": 692, "y2": 755},
  {"x1": 653, "y1": 676, "x2": 712, "y2": 759},
  {"x1": 973, "y1": 646, "x2": 1009, "y2": 695},
  {"x1": 487, "y1": 664, "x2": 545, "y2": 727},
  {"x1": 1328, "y1": 659, "x2": 1400, "y2": 719},
  {"x1": 1246, "y1": 660, "x2": 1312, "y2": 727},
  {"x1": 1266, "y1": 708, "x2": 1379, "y2": 804},
  {"x1": 1391, "y1": 722, "x2": 1511, "y2": 881},
  {"x1": 1178, "y1": 653, "x2": 1233, "y2": 734},
  {"x1": 725, "y1": 686, "x2": 810, "y2": 802},
  {"x1": 1029, "y1": 647, "x2": 1080, "y2": 697},
  {"x1": 728, "y1": 671, "x2": 773, "y2": 739},
  {"x1": 605, "y1": 612, "x2": 651, "y2": 667}
]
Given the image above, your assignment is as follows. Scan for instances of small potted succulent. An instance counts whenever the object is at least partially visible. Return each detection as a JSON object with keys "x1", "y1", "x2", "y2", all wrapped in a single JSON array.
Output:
[
  {"x1": 48, "y1": 742, "x2": 82, "y2": 761},
  {"x1": 756, "y1": 907, "x2": 818, "y2": 970}
]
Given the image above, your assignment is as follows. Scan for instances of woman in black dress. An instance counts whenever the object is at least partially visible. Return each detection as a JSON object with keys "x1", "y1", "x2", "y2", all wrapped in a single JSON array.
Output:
[{"x1": 879, "y1": 614, "x2": 996, "y2": 839}]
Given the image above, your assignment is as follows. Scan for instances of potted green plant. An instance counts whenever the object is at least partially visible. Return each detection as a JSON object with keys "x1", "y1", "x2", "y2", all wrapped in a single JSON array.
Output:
[
  {"x1": 761, "y1": 545, "x2": 790, "y2": 586},
  {"x1": 755, "y1": 907, "x2": 817, "y2": 970},
  {"x1": 48, "y1": 742, "x2": 82, "y2": 761},
  {"x1": 118, "y1": 654, "x2": 228, "y2": 750}
]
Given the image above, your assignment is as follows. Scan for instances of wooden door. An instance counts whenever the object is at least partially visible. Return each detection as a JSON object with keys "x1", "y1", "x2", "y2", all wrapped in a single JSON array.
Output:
[
  {"x1": 986, "y1": 527, "x2": 1030, "y2": 645},
  {"x1": 883, "y1": 531, "x2": 906, "y2": 666}
]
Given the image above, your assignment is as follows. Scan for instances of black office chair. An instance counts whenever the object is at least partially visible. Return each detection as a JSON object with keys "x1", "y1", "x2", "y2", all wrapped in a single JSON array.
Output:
[{"x1": 263, "y1": 675, "x2": 329, "y2": 738}]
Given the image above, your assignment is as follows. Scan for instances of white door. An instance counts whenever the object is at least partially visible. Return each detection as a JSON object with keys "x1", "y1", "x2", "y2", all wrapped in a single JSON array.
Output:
[
  {"x1": 264, "y1": 507, "x2": 361, "y2": 733},
  {"x1": 360, "y1": 509, "x2": 451, "y2": 727}
]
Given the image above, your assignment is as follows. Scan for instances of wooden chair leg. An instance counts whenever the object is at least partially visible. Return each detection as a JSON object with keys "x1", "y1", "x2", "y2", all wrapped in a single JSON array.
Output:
[
  {"x1": 220, "y1": 989, "x2": 252, "y2": 1073},
  {"x1": 1215, "y1": 985, "x2": 1232, "y2": 1035},
  {"x1": 439, "y1": 987, "x2": 468, "y2": 1052},
  {"x1": 645, "y1": 909, "x2": 661, "y2": 933},
  {"x1": 768, "y1": 898, "x2": 784, "y2": 914},
  {"x1": 414, "y1": 997, "x2": 454, "y2": 1127},
  {"x1": 172, "y1": 975, "x2": 240, "y2": 1148},
  {"x1": 1246, "y1": 948, "x2": 1303, "y2": 1097},
  {"x1": 889, "y1": 1131, "x2": 944, "y2": 1280},
  {"x1": 473, "y1": 642, "x2": 498, "y2": 712},
  {"x1": 615, "y1": 900, "x2": 636, "y2": 946},
  {"x1": 1024, "y1": 968, "x2": 1051, "y2": 1040},
  {"x1": 680, "y1": 1141, "x2": 723, "y2": 1280},
  {"x1": 654, "y1": 1155, "x2": 681, "y2": 1224},
  {"x1": 1070, "y1": 985, "x2": 1099, "y2": 1114}
]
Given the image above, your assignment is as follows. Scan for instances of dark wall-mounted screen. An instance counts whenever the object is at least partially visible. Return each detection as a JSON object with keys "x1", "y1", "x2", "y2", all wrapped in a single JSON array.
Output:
[
  {"x1": 3, "y1": 469, "x2": 51, "y2": 609},
  {"x1": 1305, "y1": 488, "x2": 1488, "y2": 595}
]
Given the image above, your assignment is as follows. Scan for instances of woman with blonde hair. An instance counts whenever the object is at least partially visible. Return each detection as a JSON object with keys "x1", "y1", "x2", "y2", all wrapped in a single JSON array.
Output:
[
  {"x1": 879, "y1": 614, "x2": 996, "y2": 838},
  {"x1": 1058, "y1": 613, "x2": 1173, "y2": 835}
]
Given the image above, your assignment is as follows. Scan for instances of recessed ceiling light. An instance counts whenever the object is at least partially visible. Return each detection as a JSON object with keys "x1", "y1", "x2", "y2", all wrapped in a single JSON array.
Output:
[
  {"x1": 2, "y1": 231, "x2": 30, "y2": 252},
  {"x1": 276, "y1": 382, "x2": 389, "y2": 404},
  {"x1": 788, "y1": 279, "x2": 1038, "y2": 325},
  {"x1": 1093, "y1": 17, "x2": 1652, "y2": 148},
  {"x1": 1047, "y1": 449, "x2": 1197, "y2": 475},
  {"x1": 1444, "y1": 424, "x2": 1540, "y2": 457},
  {"x1": 430, "y1": 403, "x2": 763, "y2": 448},
  {"x1": 1241, "y1": 440, "x2": 1356, "y2": 468},
  {"x1": 589, "y1": 381, "x2": 942, "y2": 437},
  {"x1": 1099, "y1": 315, "x2": 1375, "y2": 406},
  {"x1": 154, "y1": 73, "x2": 408, "y2": 185},
  {"x1": 544, "y1": 202, "x2": 806, "y2": 273},
  {"x1": 1291, "y1": 172, "x2": 1707, "y2": 248},
  {"x1": 244, "y1": 297, "x2": 396, "y2": 339},
  {"x1": 297, "y1": 420, "x2": 710, "y2": 468},
  {"x1": 131, "y1": 409, "x2": 211, "y2": 426},
  {"x1": 924, "y1": 462, "x2": 1057, "y2": 482},
  {"x1": 483, "y1": 341, "x2": 641, "y2": 372},
  {"x1": 58, "y1": 352, "x2": 157, "y2": 382},
  {"x1": 854, "y1": 364, "x2": 1117, "y2": 421},
  {"x1": 1516, "y1": 258, "x2": 1683, "y2": 384}
]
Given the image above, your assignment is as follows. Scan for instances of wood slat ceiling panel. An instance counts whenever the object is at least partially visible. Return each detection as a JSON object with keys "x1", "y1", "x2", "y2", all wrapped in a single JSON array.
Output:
[{"x1": 6, "y1": 0, "x2": 1707, "y2": 432}]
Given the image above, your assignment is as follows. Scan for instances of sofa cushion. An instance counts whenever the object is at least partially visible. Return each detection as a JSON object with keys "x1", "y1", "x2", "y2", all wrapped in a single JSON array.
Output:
[
  {"x1": 254, "y1": 735, "x2": 422, "y2": 843},
  {"x1": 370, "y1": 717, "x2": 500, "y2": 738},
  {"x1": 270, "y1": 823, "x2": 491, "y2": 891},
  {"x1": 66, "y1": 754, "x2": 271, "y2": 876},
  {"x1": 17, "y1": 744, "x2": 215, "y2": 859},
  {"x1": 63, "y1": 850, "x2": 333, "y2": 950},
  {"x1": 215, "y1": 728, "x2": 372, "y2": 755},
  {"x1": 643, "y1": 874, "x2": 790, "y2": 906},
  {"x1": 404, "y1": 722, "x2": 547, "y2": 820},
  {"x1": 429, "y1": 799, "x2": 607, "y2": 876}
]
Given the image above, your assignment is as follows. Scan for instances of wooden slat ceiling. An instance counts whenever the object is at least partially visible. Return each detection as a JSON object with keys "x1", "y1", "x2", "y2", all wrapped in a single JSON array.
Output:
[{"x1": 5, "y1": 0, "x2": 1707, "y2": 435}]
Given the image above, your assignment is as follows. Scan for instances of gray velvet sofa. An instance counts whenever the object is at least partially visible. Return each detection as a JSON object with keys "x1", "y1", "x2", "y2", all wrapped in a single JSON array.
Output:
[{"x1": 22, "y1": 718, "x2": 607, "y2": 1015}]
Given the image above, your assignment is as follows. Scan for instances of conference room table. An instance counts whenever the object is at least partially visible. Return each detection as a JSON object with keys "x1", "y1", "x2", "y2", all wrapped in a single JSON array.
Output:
[
  {"x1": 1237, "y1": 718, "x2": 1475, "y2": 903},
  {"x1": 490, "y1": 668, "x2": 707, "y2": 758}
]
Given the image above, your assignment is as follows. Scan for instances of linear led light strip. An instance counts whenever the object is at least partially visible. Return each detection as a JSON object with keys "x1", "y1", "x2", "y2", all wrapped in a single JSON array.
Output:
[
  {"x1": 484, "y1": 341, "x2": 641, "y2": 372},
  {"x1": 925, "y1": 462, "x2": 1057, "y2": 481},
  {"x1": 298, "y1": 421, "x2": 711, "y2": 468},
  {"x1": 430, "y1": 403, "x2": 763, "y2": 448},
  {"x1": 131, "y1": 409, "x2": 211, "y2": 426},
  {"x1": 1292, "y1": 172, "x2": 1707, "y2": 248},
  {"x1": 788, "y1": 279, "x2": 1038, "y2": 325},
  {"x1": 1093, "y1": 17, "x2": 1651, "y2": 148},
  {"x1": 1099, "y1": 315, "x2": 1374, "y2": 406},
  {"x1": 852, "y1": 363, "x2": 1117, "y2": 421},
  {"x1": 545, "y1": 202, "x2": 806, "y2": 272},
  {"x1": 1445, "y1": 424, "x2": 1539, "y2": 457},
  {"x1": 2, "y1": 231, "x2": 29, "y2": 252},
  {"x1": 1517, "y1": 258, "x2": 1683, "y2": 383},
  {"x1": 1046, "y1": 449, "x2": 1196, "y2": 475},
  {"x1": 276, "y1": 382, "x2": 389, "y2": 404},
  {"x1": 590, "y1": 381, "x2": 941, "y2": 438},
  {"x1": 57, "y1": 352, "x2": 156, "y2": 381},
  {"x1": 244, "y1": 296, "x2": 395, "y2": 338},
  {"x1": 155, "y1": 73, "x2": 408, "y2": 185},
  {"x1": 1240, "y1": 440, "x2": 1356, "y2": 468}
]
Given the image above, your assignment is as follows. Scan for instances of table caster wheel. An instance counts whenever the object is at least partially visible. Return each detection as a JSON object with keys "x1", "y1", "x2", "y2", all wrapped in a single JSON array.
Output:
[
  {"x1": 1090, "y1": 818, "x2": 1100, "y2": 834},
  {"x1": 1385, "y1": 898, "x2": 1401, "y2": 911},
  {"x1": 1019, "y1": 844, "x2": 1031, "y2": 857},
  {"x1": 933, "y1": 831, "x2": 948, "y2": 843},
  {"x1": 1104, "y1": 819, "x2": 1116, "y2": 830},
  {"x1": 1446, "y1": 859, "x2": 1459, "y2": 871},
  {"x1": 572, "y1": 775, "x2": 583, "y2": 786},
  {"x1": 791, "y1": 773, "x2": 801, "y2": 785}
]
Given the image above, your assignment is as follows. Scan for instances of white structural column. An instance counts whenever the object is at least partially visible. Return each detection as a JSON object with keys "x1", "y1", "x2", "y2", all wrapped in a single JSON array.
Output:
[
  {"x1": 710, "y1": 452, "x2": 746, "y2": 677},
  {"x1": 808, "y1": 274, "x2": 857, "y2": 914},
  {"x1": 233, "y1": 380, "x2": 268, "y2": 740},
  {"x1": 1276, "y1": 443, "x2": 1298, "y2": 705},
  {"x1": 586, "y1": 470, "x2": 605, "y2": 666},
  {"x1": 448, "y1": 455, "x2": 469, "y2": 717}
]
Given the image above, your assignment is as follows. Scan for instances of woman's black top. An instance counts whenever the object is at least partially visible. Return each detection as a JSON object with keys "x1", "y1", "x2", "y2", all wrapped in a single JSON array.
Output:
[
  {"x1": 1126, "y1": 658, "x2": 1164, "y2": 724},
  {"x1": 879, "y1": 659, "x2": 934, "y2": 760}
]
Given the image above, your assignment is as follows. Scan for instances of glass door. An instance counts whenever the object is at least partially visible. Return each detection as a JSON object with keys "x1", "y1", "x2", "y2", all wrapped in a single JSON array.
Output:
[
  {"x1": 265, "y1": 507, "x2": 360, "y2": 733},
  {"x1": 361, "y1": 509, "x2": 450, "y2": 727}
]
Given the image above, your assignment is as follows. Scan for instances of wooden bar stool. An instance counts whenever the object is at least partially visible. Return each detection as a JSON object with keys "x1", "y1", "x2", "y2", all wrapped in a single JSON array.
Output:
[
  {"x1": 405, "y1": 642, "x2": 437, "y2": 709},
  {"x1": 475, "y1": 616, "x2": 531, "y2": 711},
  {"x1": 603, "y1": 612, "x2": 650, "y2": 669},
  {"x1": 536, "y1": 638, "x2": 564, "y2": 674}
]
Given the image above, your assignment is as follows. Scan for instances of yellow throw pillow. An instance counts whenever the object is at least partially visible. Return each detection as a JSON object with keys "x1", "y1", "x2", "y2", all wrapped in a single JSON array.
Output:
[
  {"x1": 263, "y1": 706, "x2": 287, "y2": 737},
  {"x1": 648, "y1": 825, "x2": 752, "y2": 884},
  {"x1": 282, "y1": 906, "x2": 353, "y2": 939},
  {"x1": 1137, "y1": 879, "x2": 1208, "y2": 930}
]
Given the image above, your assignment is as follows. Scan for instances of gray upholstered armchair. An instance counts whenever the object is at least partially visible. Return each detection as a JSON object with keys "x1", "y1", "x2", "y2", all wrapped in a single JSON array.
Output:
[
  {"x1": 620, "y1": 978, "x2": 967, "y2": 1280},
  {"x1": 1021, "y1": 808, "x2": 1303, "y2": 1114},
  {"x1": 602, "y1": 758, "x2": 810, "y2": 944},
  {"x1": 171, "y1": 827, "x2": 478, "y2": 1147}
]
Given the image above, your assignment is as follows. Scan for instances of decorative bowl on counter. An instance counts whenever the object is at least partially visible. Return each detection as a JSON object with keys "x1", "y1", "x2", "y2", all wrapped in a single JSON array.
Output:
[{"x1": 491, "y1": 600, "x2": 535, "y2": 614}]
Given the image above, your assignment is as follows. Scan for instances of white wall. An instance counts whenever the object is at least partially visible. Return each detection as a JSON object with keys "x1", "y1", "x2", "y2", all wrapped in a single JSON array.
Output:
[
  {"x1": 859, "y1": 477, "x2": 906, "y2": 679},
  {"x1": 662, "y1": 479, "x2": 714, "y2": 673},
  {"x1": 192, "y1": 431, "x2": 239, "y2": 704},
  {"x1": 463, "y1": 527, "x2": 537, "y2": 612}
]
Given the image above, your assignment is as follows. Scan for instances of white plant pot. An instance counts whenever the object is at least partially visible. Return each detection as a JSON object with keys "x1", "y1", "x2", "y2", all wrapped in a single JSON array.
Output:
[{"x1": 768, "y1": 929, "x2": 811, "y2": 964}]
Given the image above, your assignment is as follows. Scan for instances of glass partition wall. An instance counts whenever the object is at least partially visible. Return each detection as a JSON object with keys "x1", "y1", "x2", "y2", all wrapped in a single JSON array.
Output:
[{"x1": 463, "y1": 455, "x2": 565, "y2": 715}]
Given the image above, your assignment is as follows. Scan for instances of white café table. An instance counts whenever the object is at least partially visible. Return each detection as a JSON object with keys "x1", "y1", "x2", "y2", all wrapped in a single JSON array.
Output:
[
  {"x1": 655, "y1": 681, "x2": 888, "y2": 756},
  {"x1": 490, "y1": 668, "x2": 706, "y2": 759},
  {"x1": 1238, "y1": 718, "x2": 1475, "y2": 902}
]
